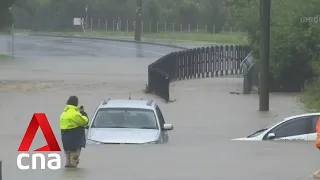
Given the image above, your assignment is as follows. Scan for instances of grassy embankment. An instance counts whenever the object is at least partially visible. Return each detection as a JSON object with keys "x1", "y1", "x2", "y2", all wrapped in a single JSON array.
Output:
[
  {"x1": 301, "y1": 62, "x2": 320, "y2": 112},
  {"x1": 26, "y1": 30, "x2": 248, "y2": 45},
  {"x1": 0, "y1": 54, "x2": 11, "y2": 61}
]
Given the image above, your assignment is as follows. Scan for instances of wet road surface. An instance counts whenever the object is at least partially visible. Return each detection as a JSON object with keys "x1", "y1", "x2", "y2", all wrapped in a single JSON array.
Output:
[
  {"x1": 0, "y1": 35, "x2": 317, "y2": 180},
  {"x1": 0, "y1": 34, "x2": 183, "y2": 59}
]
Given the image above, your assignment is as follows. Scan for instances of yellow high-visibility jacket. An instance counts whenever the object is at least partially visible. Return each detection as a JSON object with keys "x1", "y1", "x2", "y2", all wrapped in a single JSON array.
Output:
[
  {"x1": 60, "y1": 105, "x2": 88, "y2": 130},
  {"x1": 60, "y1": 105, "x2": 89, "y2": 151}
]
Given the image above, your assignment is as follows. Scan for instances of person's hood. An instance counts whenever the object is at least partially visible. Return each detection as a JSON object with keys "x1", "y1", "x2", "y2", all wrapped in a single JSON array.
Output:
[
  {"x1": 87, "y1": 128, "x2": 159, "y2": 144},
  {"x1": 64, "y1": 105, "x2": 78, "y2": 112}
]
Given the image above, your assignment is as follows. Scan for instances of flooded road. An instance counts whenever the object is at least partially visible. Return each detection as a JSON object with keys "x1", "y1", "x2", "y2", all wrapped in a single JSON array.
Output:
[{"x1": 0, "y1": 36, "x2": 317, "y2": 179}]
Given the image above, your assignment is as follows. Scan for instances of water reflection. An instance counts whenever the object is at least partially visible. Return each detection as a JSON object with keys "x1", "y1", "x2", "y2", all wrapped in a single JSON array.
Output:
[
  {"x1": 61, "y1": 167, "x2": 90, "y2": 179},
  {"x1": 135, "y1": 43, "x2": 144, "y2": 58}
]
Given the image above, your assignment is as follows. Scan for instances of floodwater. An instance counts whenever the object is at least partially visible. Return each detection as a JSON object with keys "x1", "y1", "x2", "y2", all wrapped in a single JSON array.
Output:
[{"x1": 0, "y1": 37, "x2": 318, "y2": 179}]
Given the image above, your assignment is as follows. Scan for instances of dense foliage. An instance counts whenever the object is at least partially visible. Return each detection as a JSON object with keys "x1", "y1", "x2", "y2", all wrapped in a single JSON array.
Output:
[
  {"x1": 0, "y1": 0, "x2": 16, "y2": 30},
  {"x1": 10, "y1": 0, "x2": 229, "y2": 32},
  {"x1": 228, "y1": 0, "x2": 320, "y2": 91}
]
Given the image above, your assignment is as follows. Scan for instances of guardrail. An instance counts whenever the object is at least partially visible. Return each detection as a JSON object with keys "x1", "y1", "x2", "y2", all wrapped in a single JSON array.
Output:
[{"x1": 145, "y1": 45, "x2": 251, "y2": 102}]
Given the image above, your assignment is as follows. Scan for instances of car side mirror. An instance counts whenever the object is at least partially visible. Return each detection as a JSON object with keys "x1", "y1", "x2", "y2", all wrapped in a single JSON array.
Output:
[
  {"x1": 84, "y1": 125, "x2": 89, "y2": 129},
  {"x1": 267, "y1": 133, "x2": 276, "y2": 140},
  {"x1": 163, "y1": 124, "x2": 173, "y2": 131}
]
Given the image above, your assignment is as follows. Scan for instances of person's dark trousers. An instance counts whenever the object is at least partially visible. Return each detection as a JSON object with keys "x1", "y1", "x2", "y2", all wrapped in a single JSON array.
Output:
[{"x1": 61, "y1": 127, "x2": 85, "y2": 168}]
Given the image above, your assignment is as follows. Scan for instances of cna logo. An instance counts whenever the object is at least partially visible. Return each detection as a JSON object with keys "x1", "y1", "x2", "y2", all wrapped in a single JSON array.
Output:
[{"x1": 17, "y1": 113, "x2": 61, "y2": 170}]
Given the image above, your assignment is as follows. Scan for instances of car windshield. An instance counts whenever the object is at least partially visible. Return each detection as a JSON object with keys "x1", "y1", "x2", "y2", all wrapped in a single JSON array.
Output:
[
  {"x1": 247, "y1": 124, "x2": 273, "y2": 138},
  {"x1": 91, "y1": 108, "x2": 158, "y2": 129}
]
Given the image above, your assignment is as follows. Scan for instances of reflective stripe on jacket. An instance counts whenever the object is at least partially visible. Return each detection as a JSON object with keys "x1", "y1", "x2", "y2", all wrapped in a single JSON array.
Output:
[
  {"x1": 316, "y1": 117, "x2": 320, "y2": 148},
  {"x1": 60, "y1": 105, "x2": 88, "y2": 151}
]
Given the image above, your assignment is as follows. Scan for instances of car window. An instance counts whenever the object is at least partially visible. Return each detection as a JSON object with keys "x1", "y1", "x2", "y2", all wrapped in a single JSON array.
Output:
[
  {"x1": 92, "y1": 108, "x2": 158, "y2": 129},
  {"x1": 271, "y1": 117, "x2": 308, "y2": 138},
  {"x1": 311, "y1": 116, "x2": 320, "y2": 133},
  {"x1": 155, "y1": 106, "x2": 165, "y2": 127}
]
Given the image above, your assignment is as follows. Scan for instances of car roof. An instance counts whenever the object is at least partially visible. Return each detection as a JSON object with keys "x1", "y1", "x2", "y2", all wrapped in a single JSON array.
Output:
[
  {"x1": 262, "y1": 113, "x2": 320, "y2": 131},
  {"x1": 284, "y1": 112, "x2": 320, "y2": 121},
  {"x1": 98, "y1": 99, "x2": 156, "y2": 110}
]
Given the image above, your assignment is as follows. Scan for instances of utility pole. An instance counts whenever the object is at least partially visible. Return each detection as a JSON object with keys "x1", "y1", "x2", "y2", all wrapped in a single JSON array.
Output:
[
  {"x1": 259, "y1": 0, "x2": 271, "y2": 111},
  {"x1": 134, "y1": 0, "x2": 142, "y2": 41}
]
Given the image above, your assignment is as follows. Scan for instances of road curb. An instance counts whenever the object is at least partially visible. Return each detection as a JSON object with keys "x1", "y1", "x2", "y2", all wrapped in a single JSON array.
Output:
[{"x1": 27, "y1": 33, "x2": 189, "y2": 50}]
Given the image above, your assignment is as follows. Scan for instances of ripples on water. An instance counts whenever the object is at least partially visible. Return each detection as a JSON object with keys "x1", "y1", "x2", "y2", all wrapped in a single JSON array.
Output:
[{"x1": 0, "y1": 53, "x2": 314, "y2": 179}]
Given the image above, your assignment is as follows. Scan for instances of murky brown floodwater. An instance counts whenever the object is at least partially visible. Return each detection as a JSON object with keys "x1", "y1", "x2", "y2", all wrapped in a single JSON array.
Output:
[{"x1": 0, "y1": 44, "x2": 317, "y2": 180}]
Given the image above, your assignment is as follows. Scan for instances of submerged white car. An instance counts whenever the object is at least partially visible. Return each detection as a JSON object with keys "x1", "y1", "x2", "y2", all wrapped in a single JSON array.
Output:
[
  {"x1": 233, "y1": 113, "x2": 320, "y2": 141},
  {"x1": 86, "y1": 99, "x2": 173, "y2": 144}
]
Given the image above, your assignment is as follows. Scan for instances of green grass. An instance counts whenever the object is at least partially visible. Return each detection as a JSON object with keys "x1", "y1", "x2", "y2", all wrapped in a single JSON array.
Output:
[
  {"x1": 0, "y1": 54, "x2": 11, "y2": 61},
  {"x1": 301, "y1": 85, "x2": 320, "y2": 112},
  {"x1": 301, "y1": 62, "x2": 320, "y2": 112},
  {"x1": 31, "y1": 30, "x2": 248, "y2": 45},
  {"x1": 302, "y1": 78, "x2": 320, "y2": 112}
]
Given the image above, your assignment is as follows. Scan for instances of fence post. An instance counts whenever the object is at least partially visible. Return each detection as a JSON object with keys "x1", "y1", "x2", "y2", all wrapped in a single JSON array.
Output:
[
  {"x1": 180, "y1": 24, "x2": 182, "y2": 32},
  {"x1": 197, "y1": 25, "x2": 199, "y2": 32},
  {"x1": 141, "y1": 21, "x2": 144, "y2": 34},
  {"x1": 90, "y1": 18, "x2": 92, "y2": 30},
  {"x1": 243, "y1": 74, "x2": 250, "y2": 94},
  {"x1": 188, "y1": 24, "x2": 190, "y2": 32},
  {"x1": 243, "y1": 68, "x2": 254, "y2": 94},
  {"x1": 126, "y1": 20, "x2": 129, "y2": 35},
  {"x1": 164, "y1": 76, "x2": 170, "y2": 102},
  {"x1": 149, "y1": 21, "x2": 151, "y2": 32},
  {"x1": 113, "y1": 20, "x2": 115, "y2": 32},
  {"x1": 165, "y1": 22, "x2": 167, "y2": 32},
  {"x1": 98, "y1": 18, "x2": 100, "y2": 28},
  {"x1": 106, "y1": 19, "x2": 108, "y2": 31},
  {"x1": 11, "y1": 24, "x2": 14, "y2": 58},
  {"x1": 146, "y1": 69, "x2": 153, "y2": 93},
  {"x1": 157, "y1": 22, "x2": 159, "y2": 34},
  {"x1": 172, "y1": 23, "x2": 174, "y2": 32}
]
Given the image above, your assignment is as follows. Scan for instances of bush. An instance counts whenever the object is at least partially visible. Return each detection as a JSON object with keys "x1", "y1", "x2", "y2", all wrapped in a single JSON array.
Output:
[
  {"x1": 302, "y1": 61, "x2": 320, "y2": 111},
  {"x1": 228, "y1": 0, "x2": 320, "y2": 92}
]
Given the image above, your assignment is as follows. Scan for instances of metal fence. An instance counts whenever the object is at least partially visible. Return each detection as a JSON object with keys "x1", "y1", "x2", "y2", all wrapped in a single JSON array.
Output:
[
  {"x1": 145, "y1": 45, "x2": 251, "y2": 102},
  {"x1": 66, "y1": 18, "x2": 246, "y2": 34}
]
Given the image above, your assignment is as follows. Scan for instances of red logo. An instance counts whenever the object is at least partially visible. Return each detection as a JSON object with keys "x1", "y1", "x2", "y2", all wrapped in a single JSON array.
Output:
[{"x1": 18, "y1": 113, "x2": 61, "y2": 152}]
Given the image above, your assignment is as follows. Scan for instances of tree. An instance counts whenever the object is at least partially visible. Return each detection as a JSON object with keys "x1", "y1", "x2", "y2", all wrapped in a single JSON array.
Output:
[
  {"x1": 0, "y1": 0, "x2": 16, "y2": 30},
  {"x1": 228, "y1": 0, "x2": 320, "y2": 91},
  {"x1": 11, "y1": 0, "x2": 231, "y2": 32}
]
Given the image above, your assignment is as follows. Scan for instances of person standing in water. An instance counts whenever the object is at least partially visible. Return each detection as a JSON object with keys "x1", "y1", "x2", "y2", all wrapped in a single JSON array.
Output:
[{"x1": 60, "y1": 96, "x2": 88, "y2": 168}]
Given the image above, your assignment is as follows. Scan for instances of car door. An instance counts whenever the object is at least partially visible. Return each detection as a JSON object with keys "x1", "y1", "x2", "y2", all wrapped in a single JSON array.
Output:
[
  {"x1": 306, "y1": 115, "x2": 320, "y2": 140},
  {"x1": 155, "y1": 106, "x2": 168, "y2": 143},
  {"x1": 263, "y1": 116, "x2": 310, "y2": 140}
]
